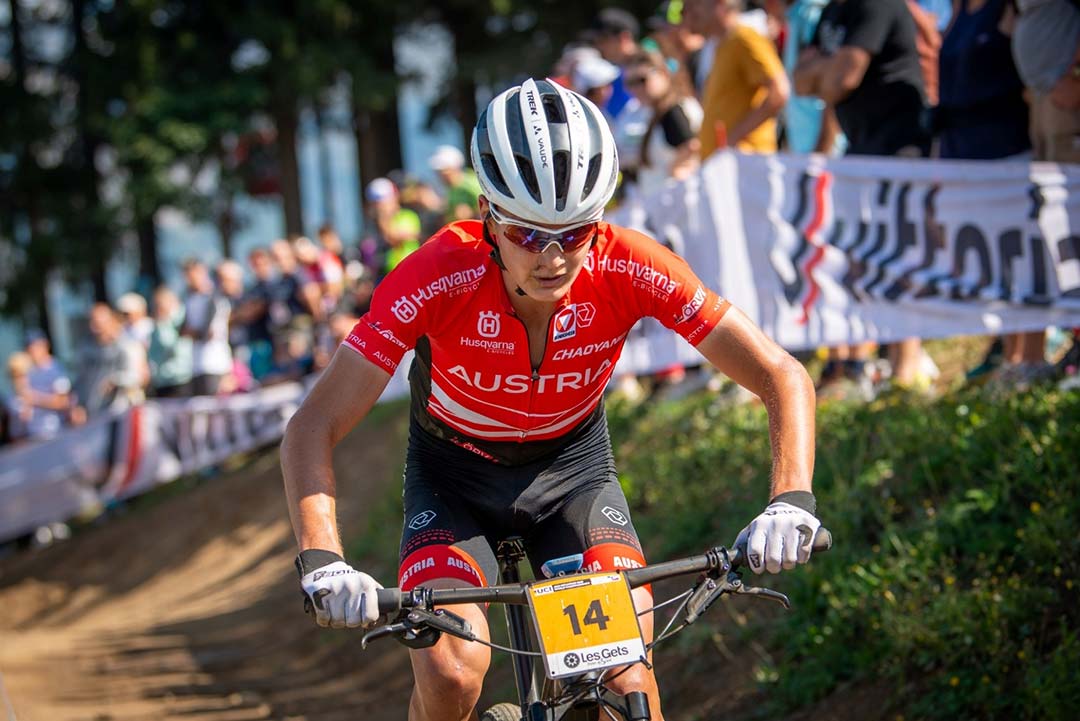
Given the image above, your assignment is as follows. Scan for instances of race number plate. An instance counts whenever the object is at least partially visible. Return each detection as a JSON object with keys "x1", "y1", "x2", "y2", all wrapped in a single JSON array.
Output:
[{"x1": 526, "y1": 571, "x2": 646, "y2": 679}]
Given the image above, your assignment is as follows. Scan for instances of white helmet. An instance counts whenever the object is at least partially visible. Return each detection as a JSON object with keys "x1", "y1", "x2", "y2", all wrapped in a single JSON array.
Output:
[{"x1": 471, "y1": 78, "x2": 619, "y2": 228}]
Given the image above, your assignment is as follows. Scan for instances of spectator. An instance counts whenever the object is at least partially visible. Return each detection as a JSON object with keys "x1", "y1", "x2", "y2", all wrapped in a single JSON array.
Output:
[
  {"x1": 917, "y1": 0, "x2": 953, "y2": 30},
  {"x1": 116, "y1": 293, "x2": 154, "y2": 350},
  {"x1": 23, "y1": 329, "x2": 81, "y2": 439},
  {"x1": 216, "y1": 260, "x2": 256, "y2": 393},
  {"x1": 267, "y1": 240, "x2": 321, "y2": 375},
  {"x1": 78, "y1": 303, "x2": 150, "y2": 412},
  {"x1": 148, "y1": 286, "x2": 195, "y2": 398},
  {"x1": 1005, "y1": 0, "x2": 1080, "y2": 384},
  {"x1": 644, "y1": 1, "x2": 709, "y2": 93},
  {"x1": 590, "y1": 9, "x2": 653, "y2": 176},
  {"x1": 428, "y1": 145, "x2": 483, "y2": 223},
  {"x1": 937, "y1": 0, "x2": 1031, "y2": 384},
  {"x1": 181, "y1": 259, "x2": 233, "y2": 396},
  {"x1": 794, "y1": 0, "x2": 931, "y2": 157},
  {"x1": 590, "y1": 8, "x2": 642, "y2": 118},
  {"x1": 572, "y1": 55, "x2": 623, "y2": 109},
  {"x1": 4, "y1": 352, "x2": 33, "y2": 442},
  {"x1": 683, "y1": 0, "x2": 790, "y2": 156},
  {"x1": 551, "y1": 44, "x2": 605, "y2": 88},
  {"x1": 316, "y1": 223, "x2": 346, "y2": 307},
  {"x1": 795, "y1": 0, "x2": 932, "y2": 391},
  {"x1": 397, "y1": 175, "x2": 447, "y2": 240},
  {"x1": 782, "y1": 0, "x2": 847, "y2": 154},
  {"x1": 365, "y1": 177, "x2": 421, "y2": 279},
  {"x1": 623, "y1": 49, "x2": 704, "y2": 194},
  {"x1": 239, "y1": 247, "x2": 277, "y2": 380}
]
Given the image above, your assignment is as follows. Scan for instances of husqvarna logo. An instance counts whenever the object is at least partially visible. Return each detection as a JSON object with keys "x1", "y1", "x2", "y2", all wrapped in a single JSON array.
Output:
[
  {"x1": 392, "y1": 297, "x2": 419, "y2": 324},
  {"x1": 553, "y1": 306, "x2": 577, "y2": 342},
  {"x1": 477, "y1": 311, "x2": 501, "y2": 338}
]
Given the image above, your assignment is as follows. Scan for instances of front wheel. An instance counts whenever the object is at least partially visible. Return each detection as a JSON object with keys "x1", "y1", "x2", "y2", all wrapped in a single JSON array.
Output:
[{"x1": 480, "y1": 702, "x2": 521, "y2": 721}]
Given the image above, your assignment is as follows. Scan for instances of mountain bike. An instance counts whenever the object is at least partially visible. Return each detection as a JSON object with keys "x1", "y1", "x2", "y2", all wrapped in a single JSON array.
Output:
[{"x1": 361, "y1": 529, "x2": 832, "y2": 721}]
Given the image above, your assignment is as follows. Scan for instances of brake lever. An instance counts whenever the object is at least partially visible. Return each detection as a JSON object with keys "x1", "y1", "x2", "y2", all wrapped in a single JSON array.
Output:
[
  {"x1": 362, "y1": 621, "x2": 410, "y2": 649},
  {"x1": 728, "y1": 575, "x2": 791, "y2": 609},
  {"x1": 407, "y1": 608, "x2": 475, "y2": 641}
]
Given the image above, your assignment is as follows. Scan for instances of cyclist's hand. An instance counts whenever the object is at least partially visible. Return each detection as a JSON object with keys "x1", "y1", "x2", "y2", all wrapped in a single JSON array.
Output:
[
  {"x1": 295, "y1": 549, "x2": 383, "y2": 628},
  {"x1": 735, "y1": 491, "x2": 821, "y2": 575}
]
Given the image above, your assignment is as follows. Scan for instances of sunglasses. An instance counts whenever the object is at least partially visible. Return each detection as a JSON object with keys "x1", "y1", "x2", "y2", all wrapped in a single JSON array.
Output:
[{"x1": 488, "y1": 205, "x2": 598, "y2": 254}]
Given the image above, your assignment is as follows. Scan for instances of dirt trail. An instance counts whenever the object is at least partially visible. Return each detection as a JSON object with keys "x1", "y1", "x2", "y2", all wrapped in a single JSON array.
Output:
[
  {"x1": 0, "y1": 411, "x2": 416, "y2": 721},
  {"x1": 0, "y1": 402, "x2": 870, "y2": 721}
]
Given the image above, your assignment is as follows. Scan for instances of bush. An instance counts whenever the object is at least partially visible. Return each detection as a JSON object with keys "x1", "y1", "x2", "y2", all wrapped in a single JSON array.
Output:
[{"x1": 610, "y1": 387, "x2": 1080, "y2": 719}]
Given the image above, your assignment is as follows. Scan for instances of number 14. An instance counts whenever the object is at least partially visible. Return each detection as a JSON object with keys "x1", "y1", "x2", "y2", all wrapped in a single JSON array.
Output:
[{"x1": 562, "y1": 600, "x2": 611, "y2": 634}]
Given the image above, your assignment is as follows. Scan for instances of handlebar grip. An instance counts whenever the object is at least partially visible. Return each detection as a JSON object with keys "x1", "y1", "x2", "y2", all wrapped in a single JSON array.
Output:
[
  {"x1": 376, "y1": 587, "x2": 402, "y2": 616},
  {"x1": 732, "y1": 527, "x2": 833, "y2": 569}
]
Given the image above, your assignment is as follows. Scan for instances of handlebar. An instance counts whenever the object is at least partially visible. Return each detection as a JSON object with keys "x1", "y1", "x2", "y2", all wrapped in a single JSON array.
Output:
[{"x1": 375, "y1": 527, "x2": 832, "y2": 617}]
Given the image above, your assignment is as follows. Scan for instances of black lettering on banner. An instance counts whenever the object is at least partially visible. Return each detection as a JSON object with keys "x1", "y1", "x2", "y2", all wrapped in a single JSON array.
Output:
[
  {"x1": 842, "y1": 180, "x2": 891, "y2": 302},
  {"x1": 781, "y1": 172, "x2": 814, "y2": 304},
  {"x1": 950, "y1": 225, "x2": 993, "y2": 301},
  {"x1": 1024, "y1": 235, "x2": 1052, "y2": 306},
  {"x1": 865, "y1": 184, "x2": 916, "y2": 297},
  {"x1": 997, "y1": 229, "x2": 1024, "y2": 302},
  {"x1": 563, "y1": 600, "x2": 611, "y2": 635},
  {"x1": 888, "y1": 185, "x2": 944, "y2": 300},
  {"x1": 1057, "y1": 235, "x2": 1080, "y2": 298}
]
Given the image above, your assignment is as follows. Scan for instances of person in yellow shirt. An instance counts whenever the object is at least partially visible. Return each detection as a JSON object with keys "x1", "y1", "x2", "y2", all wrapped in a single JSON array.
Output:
[{"x1": 683, "y1": 0, "x2": 790, "y2": 155}]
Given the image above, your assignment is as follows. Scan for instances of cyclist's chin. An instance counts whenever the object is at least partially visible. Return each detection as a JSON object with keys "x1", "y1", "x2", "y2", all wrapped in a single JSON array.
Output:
[{"x1": 526, "y1": 275, "x2": 573, "y2": 301}]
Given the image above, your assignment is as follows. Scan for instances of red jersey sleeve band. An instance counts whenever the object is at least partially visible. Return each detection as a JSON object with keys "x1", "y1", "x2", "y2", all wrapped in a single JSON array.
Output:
[
  {"x1": 341, "y1": 318, "x2": 409, "y2": 374},
  {"x1": 681, "y1": 295, "x2": 732, "y2": 347}
]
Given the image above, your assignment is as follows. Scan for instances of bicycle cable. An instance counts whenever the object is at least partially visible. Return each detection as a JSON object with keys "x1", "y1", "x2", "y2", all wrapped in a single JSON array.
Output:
[{"x1": 637, "y1": 589, "x2": 692, "y2": 616}]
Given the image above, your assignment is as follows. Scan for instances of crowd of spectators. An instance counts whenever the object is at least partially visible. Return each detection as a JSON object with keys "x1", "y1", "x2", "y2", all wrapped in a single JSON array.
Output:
[{"x1": 4, "y1": 0, "x2": 1079, "y2": 445}]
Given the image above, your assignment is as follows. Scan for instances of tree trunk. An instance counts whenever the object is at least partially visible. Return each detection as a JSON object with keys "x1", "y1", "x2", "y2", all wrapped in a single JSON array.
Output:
[
  {"x1": 273, "y1": 99, "x2": 304, "y2": 237},
  {"x1": 354, "y1": 104, "x2": 403, "y2": 189},
  {"x1": 455, "y1": 75, "x2": 478, "y2": 153},
  {"x1": 72, "y1": 0, "x2": 109, "y2": 302},
  {"x1": 315, "y1": 102, "x2": 335, "y2": 227},
  {"x1": 217, "y1": 194, "x2": 235, "y2": 260},
  {"x1": 137, "y1": 213, "x2": 161, "y2": 289}
]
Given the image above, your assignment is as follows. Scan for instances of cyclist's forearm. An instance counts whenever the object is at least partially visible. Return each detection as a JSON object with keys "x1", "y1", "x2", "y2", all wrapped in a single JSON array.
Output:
[
  {"x1": 282, "y1": 418, "x2": 344, "y2": 553},
  {"x1": 759, "y1": 359, "x2": 816, "y2": 497},
  {"x1": 696, "y1": 311, "x2": 816, "y2": 497}
]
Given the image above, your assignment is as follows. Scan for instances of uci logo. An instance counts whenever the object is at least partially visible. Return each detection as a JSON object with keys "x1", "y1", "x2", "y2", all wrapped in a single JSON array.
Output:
[
  {"x1": 392, "y1": 297, "x2": 419, "y2": 324},
  {"x1": 477, "y1": 311, "x2": 500, "y2": 338},
  {"x1": 553, "y1": 306, "x2": 577, "y2": 342}
]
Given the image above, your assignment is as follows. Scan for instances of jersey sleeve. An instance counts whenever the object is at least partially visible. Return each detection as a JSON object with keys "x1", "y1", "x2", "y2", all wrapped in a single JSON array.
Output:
[
  {"x1": 608, "y1": 226, "x2": 731, "y2": 347},
  {"x1": 341, "y1": 242, "x2": 438, "y2": 374}
]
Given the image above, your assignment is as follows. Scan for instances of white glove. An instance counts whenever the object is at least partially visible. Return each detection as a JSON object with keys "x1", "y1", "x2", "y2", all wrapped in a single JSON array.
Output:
[
  {"x1": 297, "y1": 551, "x2": 383, "y2": 629},
  {"x1": 735, "y1": 497, "x2": 821, "y2": 575}
]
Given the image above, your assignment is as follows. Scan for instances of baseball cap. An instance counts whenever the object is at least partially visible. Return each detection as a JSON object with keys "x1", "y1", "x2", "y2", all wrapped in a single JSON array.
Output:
[
  {"x1": 24, "y1": 328, "x2": 48, "y2": 346},
  {"x1": 116, "y1": 292, "x2": 148, "y2": 316},
  {"x1": 428, "y1": 145, "x2": 466, "y2": 172},
  {"x1": 572, "y1": 56, "x2": 621, "y2": 93},
  {"x1": 365, "y1": 177, "x2": 398, "y2": 202}
]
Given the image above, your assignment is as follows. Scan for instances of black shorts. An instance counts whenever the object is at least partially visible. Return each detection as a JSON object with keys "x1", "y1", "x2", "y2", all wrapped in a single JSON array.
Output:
[{"x1": 397, "y1": 414, "x2": 646, "y2": 592}]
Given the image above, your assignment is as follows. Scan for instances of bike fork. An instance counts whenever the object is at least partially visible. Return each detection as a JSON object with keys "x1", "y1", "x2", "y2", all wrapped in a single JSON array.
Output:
[{"x1": 496, "y1": 538, "x2": 546, "y2": 719}]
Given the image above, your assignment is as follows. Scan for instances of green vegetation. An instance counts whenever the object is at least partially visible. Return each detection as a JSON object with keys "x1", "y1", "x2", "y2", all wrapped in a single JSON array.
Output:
[{"x1": 611, "y1": 387, "x2": 1080, "y2": 720}]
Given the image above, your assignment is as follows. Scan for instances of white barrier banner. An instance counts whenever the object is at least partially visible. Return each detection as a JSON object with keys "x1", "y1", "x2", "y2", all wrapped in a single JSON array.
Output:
[{"x1": 613, "y1": 151, "x2": 1080, "y2": 364}]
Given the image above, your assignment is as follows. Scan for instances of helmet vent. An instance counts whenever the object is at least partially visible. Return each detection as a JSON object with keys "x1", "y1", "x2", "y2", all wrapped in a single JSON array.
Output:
[
  {"x1": 481, "y1": 155, "x2": 511, "y2": 197},
  {"x1": 517, "y1": 157, "x2": 542, "y2": 203},
  {"x1": 542, "y1": 94, "x2": 566, "y2": 123},
  {"x1": 554, "y1": 151, "x2": 570, "y2": 212},
  {"x1": 582, "y1": 154, "x2": 602, "y2": 199}
]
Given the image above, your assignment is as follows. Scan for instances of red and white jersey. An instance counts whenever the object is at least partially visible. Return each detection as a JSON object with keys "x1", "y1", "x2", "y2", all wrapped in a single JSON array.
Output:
[{"x1": 343, "y1": 220, "x2": 730, "y2": 464}]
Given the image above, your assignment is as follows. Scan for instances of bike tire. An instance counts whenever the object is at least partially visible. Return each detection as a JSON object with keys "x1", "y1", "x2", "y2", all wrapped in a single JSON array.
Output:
[{"x1": 480, "y1": 702, "x2": 521, "y2": 721}]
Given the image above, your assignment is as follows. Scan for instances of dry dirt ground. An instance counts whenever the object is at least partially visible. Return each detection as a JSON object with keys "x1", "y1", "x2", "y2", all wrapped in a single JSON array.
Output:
[{"x1": 0, "y1": 402, "x2": 883, "y2": 721}]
